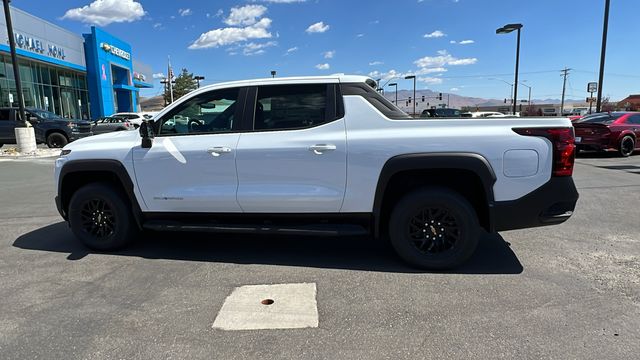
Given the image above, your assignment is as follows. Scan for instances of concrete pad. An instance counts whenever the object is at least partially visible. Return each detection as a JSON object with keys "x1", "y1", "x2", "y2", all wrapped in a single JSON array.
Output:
[{"x1": 213, "y1": 283, "x2": 318, "y2": 331}]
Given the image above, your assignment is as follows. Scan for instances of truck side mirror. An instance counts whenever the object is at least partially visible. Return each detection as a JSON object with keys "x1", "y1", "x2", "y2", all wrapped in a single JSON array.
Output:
[{"x1": 139, "y1": 120, "x2": 155, "y2": 148}]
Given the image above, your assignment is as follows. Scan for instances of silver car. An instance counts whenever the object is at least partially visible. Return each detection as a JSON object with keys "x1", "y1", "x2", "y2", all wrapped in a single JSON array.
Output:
[{"x1": 91, "y1": 117, "x2": 135, "y2": 135}]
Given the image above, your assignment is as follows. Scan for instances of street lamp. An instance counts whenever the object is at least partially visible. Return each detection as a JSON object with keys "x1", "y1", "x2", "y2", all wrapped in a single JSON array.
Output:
[
  {"x1": 388, "y1": 83, "x2": 398, "y2": 105},
  {"x1": 270, "y1": 70, "x2": 276, "y2": 78},
  {"x1": 489, "y1": 78, "x2": 514, "y2": 109},
  {"x1": 496, "y1": 23, "x2": 523, "y2": 116},
  {"x1": 194, "y1": 75, "x2": 205, "y2": 88},
  {"x1": 404, "y1": 75, "x2": 416, "y2": 117},
  {"x1": 519, "y1": 81, "x2": 532, "y2": 115},
  {"x1": 596, "y1": 0, "x2": 610, "y2": 113}
]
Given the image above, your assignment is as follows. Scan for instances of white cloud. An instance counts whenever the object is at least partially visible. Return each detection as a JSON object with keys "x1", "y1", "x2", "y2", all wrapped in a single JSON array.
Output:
[
  {"x1": 316, "y1": 63, "x2": 330, "y2": 70},
  {"x1": 306, "y1": 21, "x2": 329, "y2": 33},
  {"x1": 189, "y1": 17, "x2": 272, "y2": 49},
  {"x1": 450, "y1": 87, "x2": 460, "y2": 91},
  {"x1": 418, "y1": 77, "x2": 443, "y2": 85},
  {"x1": 356, "y1": 33, "x2": 364, "y2": 38},
  {"x1": 369, "y1": 61, "x2": 384, "y2": 66},
  {"x1": 459, "y1": 39, "x2": 474, "y2": 44},
  {"x1": 285, "y1": 46, "x2": 298, "y2": 54},
  {"x1": 237, "y1": 41, "x2": 277, "y2": 56},
  {"x1": 323, "y1": 50, "x2": 335, "y2": 59},
  {"x1": 450, "y1": 40, "x2": 457, "y2": 44},
  {"x1": 416, "y1": 67, "x2": 448, "y2": 75},
  {"x1": 153, "y1": 22, "x2": 162, "y2": 29},
  {"x1": 62, "y1": 0, "x2": 145, "y2": 26},
  {"x1": 414, "y1": 50, "x2": 477, "y2": 68},
  {"x1": 207, "y1": 9, "x2": 224, "y2": 18},
  {"x1": 224, "y1": 5, "x2": 267, "y2": 26},
  {"x1": 152, "y1": 73, "x2": 165, "y2": 79},
  {"x1": 424, "y1": 30, "x2": 446, "y2": 38},
  {"x1": 179, "y1": 8, "x2": 192, "y2": 16}
]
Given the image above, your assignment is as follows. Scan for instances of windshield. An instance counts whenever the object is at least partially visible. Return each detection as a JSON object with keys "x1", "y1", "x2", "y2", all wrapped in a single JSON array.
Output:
[
  {"x1": 28, "y1": 109, "x2": 63, "y2": 120},
  {"x1": 577, "y1": 113, "x2": 623, "y2": 124}
]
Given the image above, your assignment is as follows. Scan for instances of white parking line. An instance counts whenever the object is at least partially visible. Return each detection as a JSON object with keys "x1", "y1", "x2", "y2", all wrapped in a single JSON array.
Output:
[{"x1": 213, "y1": 283, "x2": 318, "y2": 331}]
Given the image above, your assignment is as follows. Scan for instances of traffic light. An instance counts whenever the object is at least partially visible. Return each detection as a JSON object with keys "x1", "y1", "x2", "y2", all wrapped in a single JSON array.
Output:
[
  {"x1": 408, "y1": 96, "x2": 412, "y2": 104},
  {"x1": 438, "y1": 93, "x2": 443, "y2": 100},
  {"x1": 422, "y1": 95, "x2": 425, "y2": 102},
  {"x1": 504, "y1": 98, "x2": 507, "y2": 103}
]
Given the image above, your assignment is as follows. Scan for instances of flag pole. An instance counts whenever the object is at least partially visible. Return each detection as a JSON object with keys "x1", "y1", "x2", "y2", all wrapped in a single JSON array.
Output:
[{"x1": 168, "y1": 55, "x2": 174, "y2": 104}]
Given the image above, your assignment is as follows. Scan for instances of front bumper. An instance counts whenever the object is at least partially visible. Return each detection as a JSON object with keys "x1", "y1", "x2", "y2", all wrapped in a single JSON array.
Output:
[
  {"x1": 54, "y1": 195, "x2": 67, "y2": 220},
  {"x1": 493, "y1": 177, "x2": 579, "y2": 232},
  {"x1": 69, "y1": 131, "x2": 93, "y2": 141}
]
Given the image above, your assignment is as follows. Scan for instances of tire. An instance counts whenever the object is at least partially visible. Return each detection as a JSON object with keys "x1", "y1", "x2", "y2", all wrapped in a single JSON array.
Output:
[
  {"x1": 68, "y1": 182, "x2": 137, "y2": 251},
  {"x1": 46, "y1": 132, "x2": 68, "y2": 148},
  {"x1": 388, "y1": 187, "x2": 480, "y2": 270},
  {"x1": 619, "y1": 135, "x2": 635, "y2": 157}
]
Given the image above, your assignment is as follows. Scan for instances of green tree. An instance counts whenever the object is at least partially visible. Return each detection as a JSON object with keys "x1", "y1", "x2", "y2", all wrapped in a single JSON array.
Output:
[{"x1": 164, "y1": 68, "x2": 197, "y2": 104}]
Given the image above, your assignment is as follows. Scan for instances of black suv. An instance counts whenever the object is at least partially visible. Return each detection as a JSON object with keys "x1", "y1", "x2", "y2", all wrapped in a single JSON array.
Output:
[
  {"x1": 420, "y1": 108, "x2": 471, "y2": 118},
  {"x1": 0, "y1": 108, "x2": 93, "y2": 148}
]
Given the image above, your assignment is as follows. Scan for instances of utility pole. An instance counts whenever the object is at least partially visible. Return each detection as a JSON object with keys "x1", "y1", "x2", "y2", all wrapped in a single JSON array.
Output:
[
  {"x1": 560, "y1": 68, "x2": 571, "y2": 116},
  {"x1": 596, "y1": 0, "x2": 610, "y2": 113}
]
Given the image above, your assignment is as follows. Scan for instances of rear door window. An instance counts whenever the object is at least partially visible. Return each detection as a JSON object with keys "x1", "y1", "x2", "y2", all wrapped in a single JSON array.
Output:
[{"x1": 253, "y1": 84, "x2": 330, "y2": 131}]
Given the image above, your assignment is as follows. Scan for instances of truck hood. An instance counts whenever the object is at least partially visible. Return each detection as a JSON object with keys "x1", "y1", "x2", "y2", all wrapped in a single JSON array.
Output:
[{"x1": 63, "y1": 129, "x2": 140, "y2": 151}]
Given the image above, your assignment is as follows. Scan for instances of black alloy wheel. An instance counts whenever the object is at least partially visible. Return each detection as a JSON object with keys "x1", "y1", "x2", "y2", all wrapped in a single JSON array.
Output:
[
  {"x1": 79, "y1": 198, "x2": 116, "y2": 240},
  {"x1": 389, "y1": 187, "x2": 480, "y2": 270},
  {"x1": 68, "y1": 183, "x2": 137, "y2": 250},
  {"x1": 46, "y1": 132, "x2": 68, "y2": 148},
  {"x1": 620, "y1": 136, "x2": 635, "y2": 157},
  {"x1": 407, "y1": 207, "x2": 460, "y2": 255}
]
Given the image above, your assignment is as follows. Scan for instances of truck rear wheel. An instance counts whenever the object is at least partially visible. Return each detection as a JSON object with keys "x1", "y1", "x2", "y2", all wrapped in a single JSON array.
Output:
[
  {"x1": 68, "y1": 183, "x2": 137, "y2": 250},
  {"x1": 388, "y1": 187, "x2": 480, "y2": 270}
]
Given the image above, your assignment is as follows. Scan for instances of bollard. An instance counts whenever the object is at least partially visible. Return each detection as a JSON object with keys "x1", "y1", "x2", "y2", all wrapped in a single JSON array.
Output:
[{"x1": 15, "y1": 127, "x2": 37, "y2": 154}]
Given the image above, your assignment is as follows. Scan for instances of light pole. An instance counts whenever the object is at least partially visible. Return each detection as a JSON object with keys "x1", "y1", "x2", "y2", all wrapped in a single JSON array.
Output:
[
  {"x1": 194, "y1": 75, "x2": 204, "y2": 88},
  {"x1": 519, "y1": 81, "x2": 532, "y2": 115},
  {"x1": 595, "y1": 0, "x2": 610, "y2": 113},
  {"x1": 3, "y1": 0, "x2": 36, "y2": 153},
  {"x1": 489, "y1": 78, "x2": 514, "y2": 109},
  {"x1": 496, "y1": 23, "x2": 523, "y2": 116},
  {"x1": 388, "y1": 83, "x2": 398, "y2": 105},
  {"x1": 405, "y1": 75, "x2": 416, "y2": 117}
]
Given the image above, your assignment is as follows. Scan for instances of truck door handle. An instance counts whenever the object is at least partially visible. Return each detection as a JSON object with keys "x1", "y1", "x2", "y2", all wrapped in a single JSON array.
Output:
[
  {"x1": 309, "y1": 144, "x2": 336, "y2": 154},
  {"x1": 207, "y1": 146, "x2": 232, "y2": 156}
]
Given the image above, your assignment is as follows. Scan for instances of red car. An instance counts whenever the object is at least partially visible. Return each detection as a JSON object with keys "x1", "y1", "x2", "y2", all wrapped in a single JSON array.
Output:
[{"x1": 573, "y1": 112, "x2": 640, "y2": 157}]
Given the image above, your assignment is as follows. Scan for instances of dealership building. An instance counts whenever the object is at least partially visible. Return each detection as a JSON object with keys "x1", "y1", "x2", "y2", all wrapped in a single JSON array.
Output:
[{"x1": 0, "y1": 6, "x2": 153, "y2": 120}]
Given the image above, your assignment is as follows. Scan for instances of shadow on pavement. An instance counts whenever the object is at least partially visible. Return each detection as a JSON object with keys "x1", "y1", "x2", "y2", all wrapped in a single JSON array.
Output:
[
  {"x1": 14, "y1": 222, "x2": 523, "y2": 275},
  {"x1": 576, "y1": 151, "x2": 639, "y2": 159}
]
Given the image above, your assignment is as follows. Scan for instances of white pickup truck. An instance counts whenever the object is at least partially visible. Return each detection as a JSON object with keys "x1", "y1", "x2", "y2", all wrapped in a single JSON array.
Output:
[{"x1": 54, "y1": 75, "x2": 579, "y2": 269}]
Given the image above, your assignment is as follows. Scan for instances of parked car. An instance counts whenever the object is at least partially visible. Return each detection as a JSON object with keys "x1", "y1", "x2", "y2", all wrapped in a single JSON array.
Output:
[
  {"x1": 110, "y1": 112, "x2": 148, "y2": 128},
  {"x1": 420, "y1": 108, "x2": 469, "y2": 118},
  {"x1": 91, "y1": 116, "x2": 135, "y2": 135},
  {"x1": 0, "y1": 107, "x2": 92, "y2": 148},
  {"x1": 573, "y1": 112, "x2": 640, "y2": 157},
  {"x1": 54, "y1": 75, "x2": 578, "y2": 270},
  {"x1": 470, "y1": 111, "x2": 507, "y2": 118}
]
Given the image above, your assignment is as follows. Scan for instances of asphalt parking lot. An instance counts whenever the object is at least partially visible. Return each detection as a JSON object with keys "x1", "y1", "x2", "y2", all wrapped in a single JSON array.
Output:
[{"x1": 0, "y1": 153, "x2": 639, "y2": 359}]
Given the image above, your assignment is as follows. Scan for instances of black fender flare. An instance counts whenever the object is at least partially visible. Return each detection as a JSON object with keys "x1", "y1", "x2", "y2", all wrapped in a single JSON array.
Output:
[
  {"x1": 57, "y1": 159, "x2": 143, "y2": 228},
  {"x1": 372, "y1": 152, "x2": 497, "y2": 237}
]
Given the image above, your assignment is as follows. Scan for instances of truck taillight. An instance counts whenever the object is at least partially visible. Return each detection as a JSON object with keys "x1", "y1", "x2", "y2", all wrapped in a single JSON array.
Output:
[{"x1": 513, "y1": 127, "x2": 575, "y2": 177}]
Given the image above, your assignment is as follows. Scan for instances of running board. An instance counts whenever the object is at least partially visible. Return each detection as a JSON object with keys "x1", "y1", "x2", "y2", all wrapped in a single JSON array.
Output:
[{"x1": 142, "y1": 221, "x2": 369, "y2": 237}]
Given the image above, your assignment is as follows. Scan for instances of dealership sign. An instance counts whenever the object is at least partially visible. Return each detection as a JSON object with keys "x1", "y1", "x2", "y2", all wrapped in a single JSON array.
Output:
[
  {"x1": 100, "y1": 42, "x2": 130, "y2": 61},
  {"x1": 13, "y1": 32, "x2": 66, "y2": 60}
]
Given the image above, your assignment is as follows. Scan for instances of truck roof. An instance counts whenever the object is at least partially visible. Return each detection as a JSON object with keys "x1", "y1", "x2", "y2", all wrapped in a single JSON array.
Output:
[{"x1": 198, "y1": 74, "x2": 374, "y2": 92}]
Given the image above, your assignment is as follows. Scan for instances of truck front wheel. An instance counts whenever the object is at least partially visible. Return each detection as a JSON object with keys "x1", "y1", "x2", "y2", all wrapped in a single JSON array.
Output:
[
  {"x1": 388, "y1": 187, "x2": 480, "y2": 270},
  {"x1": 68, "y1": 183, "x2": 137, "y2": 250}
]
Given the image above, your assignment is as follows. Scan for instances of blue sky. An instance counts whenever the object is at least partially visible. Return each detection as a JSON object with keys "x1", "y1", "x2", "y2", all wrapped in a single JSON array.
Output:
[{"x1": 14, "y1": 0, "x2": 640, "y2": 101}]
